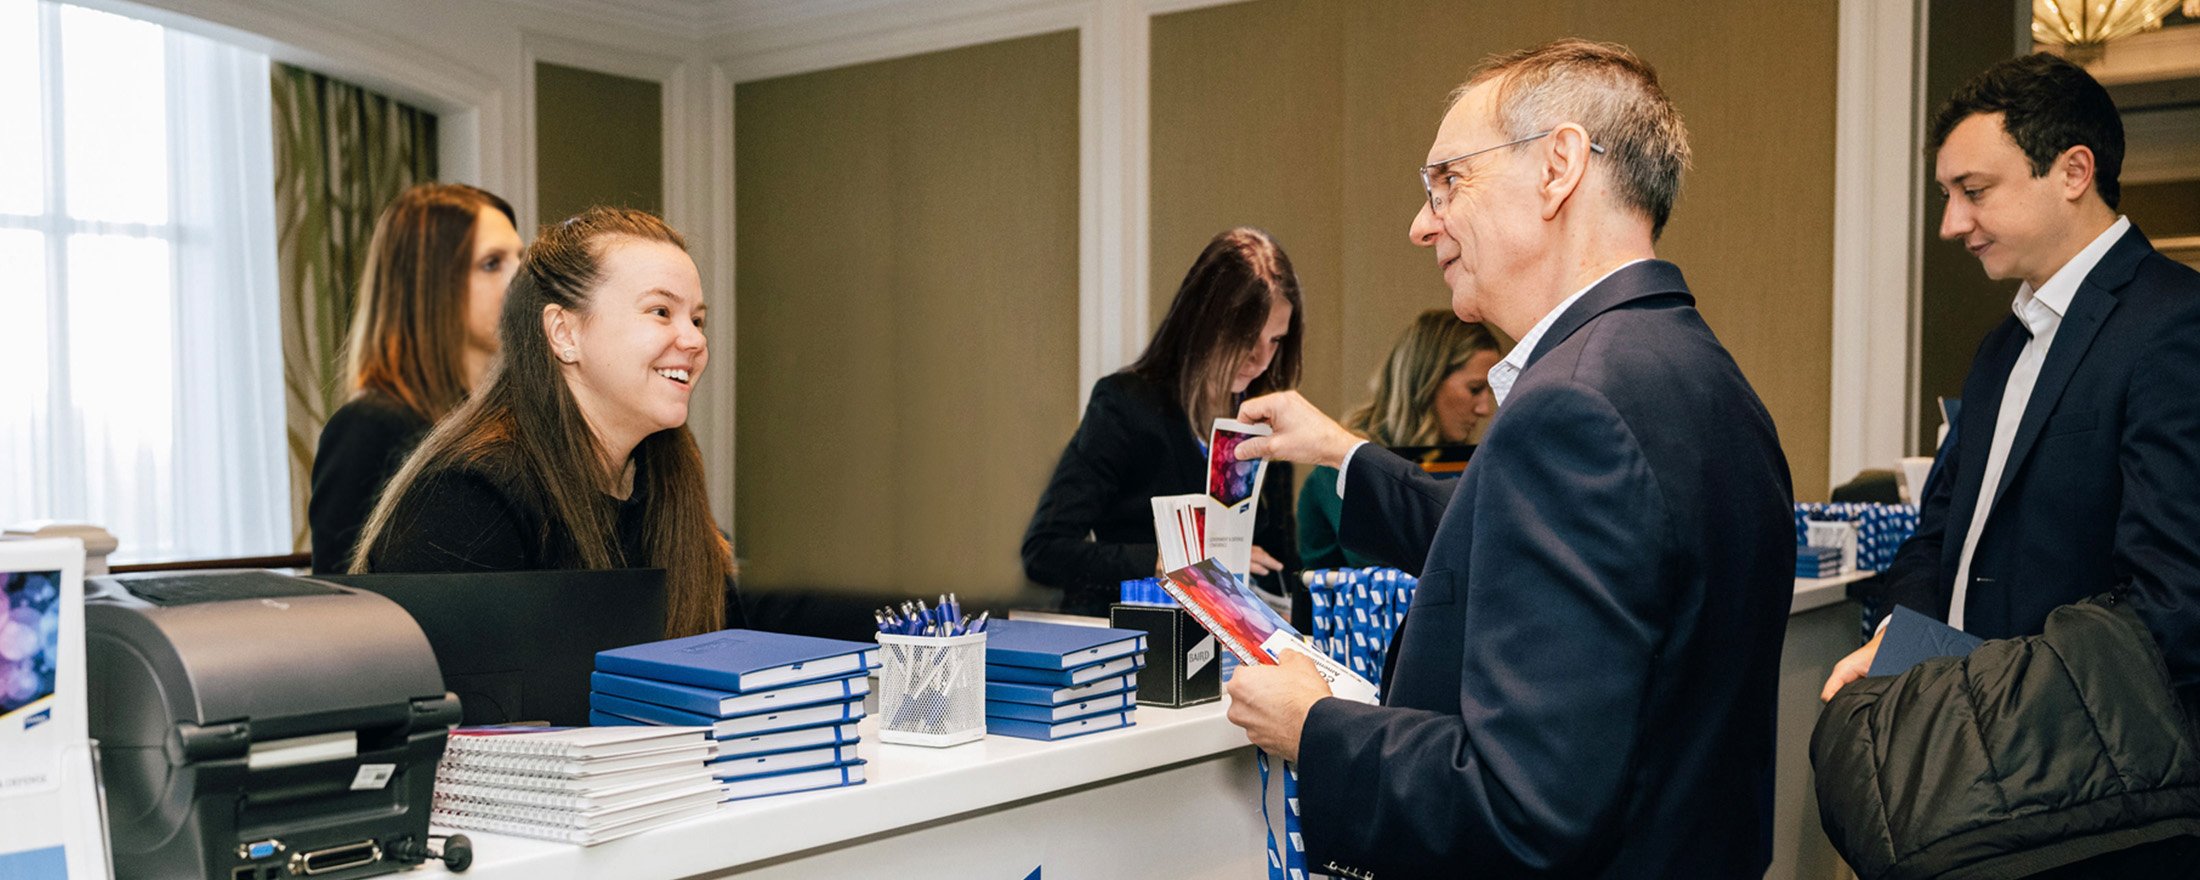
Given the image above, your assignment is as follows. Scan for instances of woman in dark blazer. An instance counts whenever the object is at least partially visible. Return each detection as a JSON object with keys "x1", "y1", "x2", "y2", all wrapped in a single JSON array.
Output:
[
  {"x1": 309, "y1": 183, "x2": 521, "y2": 573},
  {"x1": 1023, "y1": 227, "x2": 1305, "y2": 619}
]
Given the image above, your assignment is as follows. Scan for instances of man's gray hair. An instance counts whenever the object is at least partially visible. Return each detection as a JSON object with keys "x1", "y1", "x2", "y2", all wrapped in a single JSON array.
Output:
[{"x1": 1451, "y1": 39, "x2": 1691, "y2": 240}]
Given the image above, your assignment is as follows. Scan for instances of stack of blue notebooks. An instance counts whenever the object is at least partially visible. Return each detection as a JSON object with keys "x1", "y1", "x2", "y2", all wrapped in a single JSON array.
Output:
[
  {"x1": 982, "y1": 619, "x2": 1147, "y2": 741},
  {"x1": 590, "y1": 629, "x2": 880, "y2": 801},
  {"x1": 1797, "y1": 544, "x2": 1844, "y2": 578}
]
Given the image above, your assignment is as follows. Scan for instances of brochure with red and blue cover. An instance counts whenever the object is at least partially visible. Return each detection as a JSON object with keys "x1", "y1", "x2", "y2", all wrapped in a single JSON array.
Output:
[{"x1": 1159, "y1": 557, "x2": 1378, "y2": 704}]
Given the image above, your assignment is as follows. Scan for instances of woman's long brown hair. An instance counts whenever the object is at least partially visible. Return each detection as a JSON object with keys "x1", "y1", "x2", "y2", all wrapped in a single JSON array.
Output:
[
  {"x1": 1128, "y1": 227, "x2": 1305, "y2": 431},
  {"x1": 1344, "y1": 310, "x2": 1503, "y2": 446},
  {"x1": 343, "y1": 182, "x2": 516, "y2": 421},
  {"x1": 354, "y1": 207, "x2": 732, "y2": 638}
]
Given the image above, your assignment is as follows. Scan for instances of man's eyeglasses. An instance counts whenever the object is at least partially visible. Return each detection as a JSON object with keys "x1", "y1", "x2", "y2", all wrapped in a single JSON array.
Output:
[{"x1": 1418, "y1": 130, "x2": 1606, "y2": 212}]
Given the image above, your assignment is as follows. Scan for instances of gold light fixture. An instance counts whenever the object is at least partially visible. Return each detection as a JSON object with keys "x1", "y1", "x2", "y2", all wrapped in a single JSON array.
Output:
[{"x1": 2033, "y1": 0, "x2": 2183, "y2": 63}]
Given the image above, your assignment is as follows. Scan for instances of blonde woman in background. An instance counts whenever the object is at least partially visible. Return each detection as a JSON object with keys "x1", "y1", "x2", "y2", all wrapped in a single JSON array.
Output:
[{"x1": 1298, "y1": 310, "x2": 1504, "y2": 569}]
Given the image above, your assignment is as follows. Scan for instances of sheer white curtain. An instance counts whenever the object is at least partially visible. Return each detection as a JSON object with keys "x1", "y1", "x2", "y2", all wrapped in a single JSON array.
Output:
[{"x1": 0, "y1": 2, "x2": 286, "y2": 563}]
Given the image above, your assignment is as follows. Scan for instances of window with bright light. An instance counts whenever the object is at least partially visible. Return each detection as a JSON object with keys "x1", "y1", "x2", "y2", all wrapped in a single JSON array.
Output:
[{"x1": 0, "y1": 1, "x2": 288, "y2": 563}]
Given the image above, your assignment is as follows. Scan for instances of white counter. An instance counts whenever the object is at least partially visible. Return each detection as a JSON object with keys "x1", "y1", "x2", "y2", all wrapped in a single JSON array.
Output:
[
  {"x1": 1792, "y1": 570, "x2": 1875, "y2": 615},
  {"x1": 419, "y1": 701, "x2": 1267, "y2": 880},
  {"x1": 417, "y1": 574, "x2": 1868, "y2": 880}
]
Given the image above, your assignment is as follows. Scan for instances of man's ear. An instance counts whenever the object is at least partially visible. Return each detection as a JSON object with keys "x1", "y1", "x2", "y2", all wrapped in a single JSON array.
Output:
[
  {"x1": 544, "y1": 304, "x2": 579, "y2": 363},
  {"x1": 2055, "y1": 144, "x2": 2098, "y2": 205},
  {"x1": 1539, "y1": 123, "x2": 1595, "y2": 222}
]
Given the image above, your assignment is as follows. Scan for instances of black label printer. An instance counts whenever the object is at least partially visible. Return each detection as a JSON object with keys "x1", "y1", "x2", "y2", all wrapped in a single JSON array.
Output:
[{"x1": 87, "y1": 571, "x2": 463, "y2": 880}]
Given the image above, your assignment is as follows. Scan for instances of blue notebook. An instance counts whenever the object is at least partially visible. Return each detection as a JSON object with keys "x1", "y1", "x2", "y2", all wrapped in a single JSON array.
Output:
[
  {"x1": 984, "y1": 619, "x2": 1147, "y2": 670},
  {"x1": 596, "y1": 629, "x2": 878, "y2": 693},
  {"x1": 988, "y1": 654, "x2": 1146, "y2": 687},
  {"x1": 719, "y1": 760, "x2": 867, "y2": 801},
  {"x1": 590, "y1": 691, "x2": 863, "y2": 738},
  {"x1": 985, "y1": 708, "x2": 1136, "y2": 741},
  {"x1": 613, "y1": 718, "x2": 860, "y2": 759},
  {"x1": 590, "y1": 670, "x2": 869, "y2": 718},
  {"x1": 1868, "y1": 605, "x2": 1985, "y2": 678},
  {"x1": 986, "y1": 673, "x2": 1139, "y2": 707},
  {"x1": 709, "y1": 743, "x2": 861, "y2": 780},
  {"x1": 985, "y1": 687, "x2": 1134, "y2": 723}
]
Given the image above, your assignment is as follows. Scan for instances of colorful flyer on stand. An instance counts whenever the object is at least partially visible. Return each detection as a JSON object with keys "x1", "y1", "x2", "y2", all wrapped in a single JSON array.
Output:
[
  {"x1": 1150, "y1": 494, "x2": 1208, "y2": 574},
  {"x1": 0, "y1": 538, "x2": 108, "y2": 880},
  {"x1": 1159, "y1": 558, "x2": 1377, "y2": 704}
]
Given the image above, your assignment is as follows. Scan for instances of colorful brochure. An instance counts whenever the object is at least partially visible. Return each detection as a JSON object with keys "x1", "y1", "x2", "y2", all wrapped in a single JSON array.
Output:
[{"x1": 1160, "y1": 558, "x2": 1378, "y2": 704}]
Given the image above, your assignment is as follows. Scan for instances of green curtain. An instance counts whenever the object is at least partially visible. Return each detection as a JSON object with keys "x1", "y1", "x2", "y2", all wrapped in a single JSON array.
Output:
[{"x1": 271, "y1": 63, "x2": 437, "y2": 550}]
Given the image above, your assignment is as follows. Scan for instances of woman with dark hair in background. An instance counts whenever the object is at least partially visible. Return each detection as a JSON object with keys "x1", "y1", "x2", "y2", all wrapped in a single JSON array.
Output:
[
  {"x1": 309, "y1": 182, "x2": 521, "y2": 573},
  {"x1": 1298, "y1": 310, "x2": 1503, "y2": 570},
  {"x1": 1023, "y1": 226, "x2": 1305, "y2": 619},
  {"x1": 353, "y1": 207, "x2": 740, "y2": 638}
]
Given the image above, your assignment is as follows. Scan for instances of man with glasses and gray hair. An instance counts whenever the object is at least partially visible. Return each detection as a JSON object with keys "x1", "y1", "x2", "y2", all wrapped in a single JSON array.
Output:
[{"x1": 1224, "y1": 39, "x2": 1795, "y2": 878}]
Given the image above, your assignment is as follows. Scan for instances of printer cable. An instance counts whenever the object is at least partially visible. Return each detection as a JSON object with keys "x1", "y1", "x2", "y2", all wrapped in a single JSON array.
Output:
[{"x1": 387, "y1": 833, "x2": 473, "y2": 872}]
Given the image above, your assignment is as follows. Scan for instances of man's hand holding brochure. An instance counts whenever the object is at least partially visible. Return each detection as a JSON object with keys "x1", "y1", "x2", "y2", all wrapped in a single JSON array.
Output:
[{"x1": 1157, "y1": 557, "x2": 1379, "y2": 759}]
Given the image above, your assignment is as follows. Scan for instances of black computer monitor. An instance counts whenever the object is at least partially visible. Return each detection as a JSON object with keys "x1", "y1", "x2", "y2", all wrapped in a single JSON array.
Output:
[{"x1": 312, "y1": 569, "x2": 667, "y2": 726}]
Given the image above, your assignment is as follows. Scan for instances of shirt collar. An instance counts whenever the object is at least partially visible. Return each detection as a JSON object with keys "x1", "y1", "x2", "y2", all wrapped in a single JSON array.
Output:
[
  {"x1": 2012, "y1": 216, "x2": 2128, "y2": 337},
  {"x1": 1487, "y1": 258, "x2": 1647, "y2": 406}
]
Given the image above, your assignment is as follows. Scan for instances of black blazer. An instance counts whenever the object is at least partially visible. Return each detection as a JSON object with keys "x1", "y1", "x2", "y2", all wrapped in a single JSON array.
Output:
[
  {"x1": 1298, "y1": 261, "x2": 1796, "y2": 878},
  {"x1": 364, "y1": 457, "x2": 747, "y2": 630},
  {"x1": 1879, "y1": 225, "x2": 2200, "y2": 684},
  {"x1": 310, "y1": 389, "x2": 431, "y2": 574},
  {"x1": 1022, "y1": 371, "x2": 1297, "y2": 617}
]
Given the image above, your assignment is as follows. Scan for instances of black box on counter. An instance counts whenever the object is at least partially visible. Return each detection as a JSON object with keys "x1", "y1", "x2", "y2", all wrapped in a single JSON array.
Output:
[{"x1": 1107, "y1": 603, "x2": 1220, "y2": 708}]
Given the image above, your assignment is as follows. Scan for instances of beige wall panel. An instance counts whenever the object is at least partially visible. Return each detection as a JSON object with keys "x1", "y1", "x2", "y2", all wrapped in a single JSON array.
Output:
[
  {"x1": 535, "y1": 62, "x2": 662, "y2": 224},
  {"x1": 1156, "y1": 0, "x2": 1840, "y2": 499},
  {"x1": 1149, "y1": 0, "x2": 1348, "y2": 414},
  {"x1": 735, "y1": 32, "x2": 1080, "y2": 602}
]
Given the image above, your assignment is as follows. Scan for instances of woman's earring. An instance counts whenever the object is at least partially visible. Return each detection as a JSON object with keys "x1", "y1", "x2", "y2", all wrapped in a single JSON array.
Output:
[{"x1": 562, "y1": 348, "x2": 578, "y2": 363}]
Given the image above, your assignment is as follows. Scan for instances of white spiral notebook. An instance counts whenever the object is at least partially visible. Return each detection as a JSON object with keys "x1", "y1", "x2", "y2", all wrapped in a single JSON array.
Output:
[{"x1": 443, "y1": 725, "x2": 709, "y2": 758}]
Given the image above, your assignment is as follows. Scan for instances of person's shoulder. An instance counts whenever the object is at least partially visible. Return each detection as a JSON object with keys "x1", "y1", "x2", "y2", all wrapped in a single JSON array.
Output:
[
  {"x1": 325, "y1": 389, "x2": 430, "y2": 437},
  {"x1": 1091, "y1": 370, "x2": 1163, "y2": 403},
  {"x1": 1086, "y1": 371, "x2": 1177, "y2": 419},
  {"x1": 2119, "y1": 249, "x2": 2200, "y2": 310}
]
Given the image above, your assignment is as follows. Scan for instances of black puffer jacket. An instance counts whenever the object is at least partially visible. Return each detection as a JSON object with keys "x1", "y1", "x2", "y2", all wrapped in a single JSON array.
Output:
[{"x1": 1812, "y1": 596, "x2": 2200, "y2": 879}]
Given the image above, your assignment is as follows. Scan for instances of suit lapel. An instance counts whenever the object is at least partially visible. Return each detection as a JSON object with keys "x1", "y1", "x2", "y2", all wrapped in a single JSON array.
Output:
[
  {"x1": 1936, "y1": 324, "x2": 2021, "y2": 574},
  {"x1": 1985, "y1": 270, "x2": 2124, "y2": 512},
  {"x1": 1520, "y1": 260, "x2": 1694, "y2": 374}
]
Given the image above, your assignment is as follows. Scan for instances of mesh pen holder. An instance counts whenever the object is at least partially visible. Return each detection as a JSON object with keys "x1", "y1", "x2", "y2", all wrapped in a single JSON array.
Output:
[{"x1": 875, "y1": 631, "x2": 987, "y2": 747}]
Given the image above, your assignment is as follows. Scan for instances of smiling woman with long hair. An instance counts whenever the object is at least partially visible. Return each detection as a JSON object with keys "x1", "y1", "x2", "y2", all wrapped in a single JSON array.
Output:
[
  {"x1": 352, "y1": 207, "x2": 739, "y2": 637},
  {"x1": 1022, "y1": 226, "x2": 1305, "y2": 618}
]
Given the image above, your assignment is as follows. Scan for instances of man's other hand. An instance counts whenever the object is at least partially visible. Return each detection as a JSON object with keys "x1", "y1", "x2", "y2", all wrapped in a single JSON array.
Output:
[
  {"x1": 1234, "y1": 391, "x2": 1361, "y2": 469},
  {"x1": 1225, "y1": 650, "x2": 1333, "y2": 762},
  {"x1": 1821, "y1": 627, "x2": 1886, "y2": 702}
]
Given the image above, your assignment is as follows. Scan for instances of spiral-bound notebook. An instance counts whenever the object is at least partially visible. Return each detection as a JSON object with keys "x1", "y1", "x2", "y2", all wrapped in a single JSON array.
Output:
[
  {"x1": 434, "y1": 775, "x2": 719, "y2": 813},
  {"x1": 444, "y1": 725, "x2": 709, "y2": 759},
  {"x1": 436, "y1": 760, "x2": 703, "y2": 794},
  {"x1": 429, "y1": 786, "x2": 723, "y2": 844},
  {"x1": 436, "y1": 741, "x2": 714, "y2": 780}
]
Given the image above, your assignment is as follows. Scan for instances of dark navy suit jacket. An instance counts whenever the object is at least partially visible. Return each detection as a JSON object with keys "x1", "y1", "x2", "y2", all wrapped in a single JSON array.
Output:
[
  {"x1": 1296, "y1": 260, "x2": 1796, "y2": 878},
  {"x1": 1878, "y1": 225, "x2": 2200, "y2": 685}
]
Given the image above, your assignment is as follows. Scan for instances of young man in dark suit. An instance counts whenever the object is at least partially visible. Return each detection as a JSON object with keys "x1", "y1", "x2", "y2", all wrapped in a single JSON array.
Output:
[
  {"x1": 1821, "y1": 54, "x2": 2200, "y2": 698},
  {"x1": 1223, "y1": 40, "x2": 1796, "y2": 878}
]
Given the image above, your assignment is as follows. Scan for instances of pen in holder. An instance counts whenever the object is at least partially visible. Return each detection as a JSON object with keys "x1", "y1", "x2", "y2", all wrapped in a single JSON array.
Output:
[{"x1": 875, "y1": 630, "x2": 987, "y2": 747}]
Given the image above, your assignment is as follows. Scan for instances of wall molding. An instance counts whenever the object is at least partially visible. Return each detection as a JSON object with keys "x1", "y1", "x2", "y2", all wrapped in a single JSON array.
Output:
[
  {"x1": 1829, "y1": 0, "x2": 1926, "y2": 489},
  {"x1": 1079, "y1": 0, "x2": 1150, "y2": 402},
  {"x1": 517, "y1": 32, "x2": 688, "y2": 234},
  {"x1": 715, "y1": 0, "x2": 1087, "y2": 85}
]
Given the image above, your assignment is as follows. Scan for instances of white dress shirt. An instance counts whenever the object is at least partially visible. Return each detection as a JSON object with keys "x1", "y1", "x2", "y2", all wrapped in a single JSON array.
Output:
[
  {"x1": 1338, "y1": 259, "x2": 1647, "y2": 497},
  {"x1": 1944, "y1": 216, "x2": 2129, "y2": 630}
]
